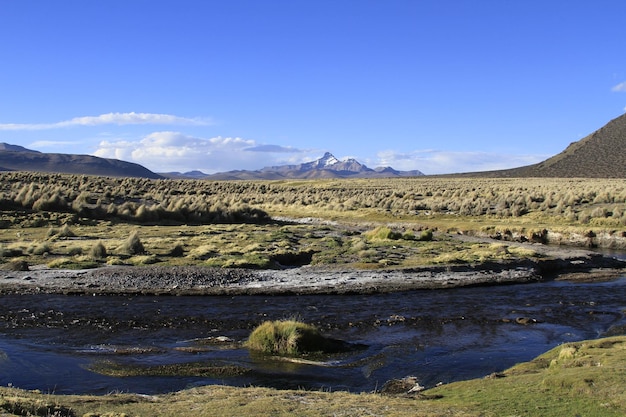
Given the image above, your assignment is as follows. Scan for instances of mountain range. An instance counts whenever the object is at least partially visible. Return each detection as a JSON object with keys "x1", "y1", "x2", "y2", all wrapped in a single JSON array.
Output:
[
  {"x1": 1, "y1": 112, "x2": 626, "y2": 179},
  {"x1": 165, "y1": 152, "x2": 425, "y2": 180}
]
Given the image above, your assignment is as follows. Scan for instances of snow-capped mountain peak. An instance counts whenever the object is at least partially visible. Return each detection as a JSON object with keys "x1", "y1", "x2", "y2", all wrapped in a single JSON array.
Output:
[
  {"x1": 319, "y1": 152, "x2": 340, "y2": 167},
  {"x1": 224, "y1": 151, "x2": 425, "y2": 179}
]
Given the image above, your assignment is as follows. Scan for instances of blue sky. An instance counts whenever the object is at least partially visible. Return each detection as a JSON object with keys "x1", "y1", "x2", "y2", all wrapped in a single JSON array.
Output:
[{"x1": 1, "y1": 1, "x2": 625, "y2": 175}]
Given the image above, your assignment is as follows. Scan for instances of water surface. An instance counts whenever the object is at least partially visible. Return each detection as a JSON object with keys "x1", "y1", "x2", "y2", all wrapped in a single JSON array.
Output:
[{"x1": 1, "y1": 277, "x2": 624, "y2": 395}]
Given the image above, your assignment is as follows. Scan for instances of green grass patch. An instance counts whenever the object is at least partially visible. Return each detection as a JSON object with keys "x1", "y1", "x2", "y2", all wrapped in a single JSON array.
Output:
[
  {"x1": 364, "y1": 226, "x2": 403, "y2": 240},
  {"x1": 427, "y1": 336, "x2": 626, "y2": 416},
  {"x1": 246, "y1": 319, "x2": 349, "y2": 356}
]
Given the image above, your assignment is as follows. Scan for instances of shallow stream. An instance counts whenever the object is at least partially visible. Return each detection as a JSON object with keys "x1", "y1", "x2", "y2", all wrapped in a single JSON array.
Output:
[{"x1": 1, "y1": 276, "x2": 625, "y2": 395}]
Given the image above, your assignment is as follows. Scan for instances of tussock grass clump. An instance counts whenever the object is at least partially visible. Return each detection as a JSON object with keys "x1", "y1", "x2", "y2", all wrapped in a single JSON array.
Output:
[
  {"x1": 2, "y1": 259, "x2": 29, "y2": 271},
  {"x1": 418, "y1": 229, "x2": 434, "y2": 241},
  {"x1": 246, "y1": 320, "x2": 345, "y2": 355},
  {"x1": 89, "y1": 241, "x2": 108, "y2": 259},
  {"x1": 365, "y1": 226, "x2": 433, "y2": 242},
  {"x1": 46, "y1": 224, "x2": 75, "y2": 239},
  {"x1": 506, "y1": 245, "x2": 539, "y2": 258},
  {"x1": 187, "y1": 244, "x2": 218, "y2": 260},
  {"x1": 130, "y1": 254, "x2": 160, "y2": 265},
  {"x1": 558, "y1": 345, "x2": 578, "y2": 360},
  {"x1": 47, "y1": 257, "x2": 100, "y2": 269},
  {"x1": 365, "y1": 226, "x2": 402, "y2": 241},
  {"x1": 29, "y1": 242, "x2": 52, "y2": 256},
  {"x1": 119, "y1": 230, "x2": 145, "y2": 255},
  {"x1": 168, "y1": 243, "x2": 185, "y2": 257}
]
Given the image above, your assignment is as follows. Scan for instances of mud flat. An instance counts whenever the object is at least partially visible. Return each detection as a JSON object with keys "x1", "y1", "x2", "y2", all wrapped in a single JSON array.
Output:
[{"x1": 1, "y1": 240, "x2": 625, "y2": 295}]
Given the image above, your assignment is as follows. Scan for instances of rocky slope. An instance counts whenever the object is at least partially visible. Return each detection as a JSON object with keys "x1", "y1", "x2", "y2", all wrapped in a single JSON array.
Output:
[{"x1": 459, "y1": 113, "x2": 626, "y2": 178}]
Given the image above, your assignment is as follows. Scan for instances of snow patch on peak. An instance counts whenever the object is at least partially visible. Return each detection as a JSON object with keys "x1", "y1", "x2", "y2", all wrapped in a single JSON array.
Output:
[{"x1": 319, "y1": 152, "x2": 340, "y2": 167}]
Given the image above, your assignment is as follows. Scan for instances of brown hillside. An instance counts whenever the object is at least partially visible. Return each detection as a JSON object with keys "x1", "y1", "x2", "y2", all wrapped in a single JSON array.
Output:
[
  {"x1": 0, "y1": 145, "x2": 162, "y2": 179},
  {"x1": 460, "y1": 113, "x2": 626, "y2": 178}
]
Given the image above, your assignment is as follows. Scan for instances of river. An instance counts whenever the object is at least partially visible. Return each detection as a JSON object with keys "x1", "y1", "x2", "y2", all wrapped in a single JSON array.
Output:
[{"x1": 1, "y1": 276, "x2": 625, "y2": 395}]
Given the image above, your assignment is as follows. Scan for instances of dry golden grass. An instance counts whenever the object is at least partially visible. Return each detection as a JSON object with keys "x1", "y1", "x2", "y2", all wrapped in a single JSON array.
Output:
[{"x1": 2, "y1": 173, "x2": 626, "y2": 271}]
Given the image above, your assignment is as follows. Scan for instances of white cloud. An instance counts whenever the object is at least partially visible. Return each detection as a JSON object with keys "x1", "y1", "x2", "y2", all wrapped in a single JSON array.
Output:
[
  {"x1": 0, "y1": 112, "x2": 211, "y2": 130},
  {"x1": 93, "y1": 132, "x2": 316, "y2": 173},
  {"x1": 375, "y1": 149, "x2": 548, "y2": 175},
  {"x1": 29, "y1": 140, "x2": 83, "y2": 148},
  {"x1": 611, "y1": 81, "x2": 626, "y2": 92}
]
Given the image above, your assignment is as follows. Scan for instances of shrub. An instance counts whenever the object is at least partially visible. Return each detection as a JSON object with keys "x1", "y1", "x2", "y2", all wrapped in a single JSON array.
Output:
[
  {"x1": 246, "y1": 319, "x2": 348, "y2": 355},
  {"x1": 89, "y1": 242, "x2": 108, "y2": 259},
  {"x1": 168, "y1": 244, "x2": 185, "y2": 257},
  {"x1": 120, "y1": 231, "x2": 145, "y2": 255}
]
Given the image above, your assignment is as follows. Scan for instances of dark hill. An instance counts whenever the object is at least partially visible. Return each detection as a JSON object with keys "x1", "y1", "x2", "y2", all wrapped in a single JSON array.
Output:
[
  {"x1": 462, "y1": 113, "x2": 626, "y2": 178},
  {"x1": 0, "y1": 143, "x2": 162, "y2": 179}
]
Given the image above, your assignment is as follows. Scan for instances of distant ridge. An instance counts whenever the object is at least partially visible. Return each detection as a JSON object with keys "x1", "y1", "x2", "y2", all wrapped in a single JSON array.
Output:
[
  {"x1": 178, "y1": 152, "x2": 425, "y2": 180},
  {"x1": 0, "y1": 143, "x2": 163, "y2": 179}
]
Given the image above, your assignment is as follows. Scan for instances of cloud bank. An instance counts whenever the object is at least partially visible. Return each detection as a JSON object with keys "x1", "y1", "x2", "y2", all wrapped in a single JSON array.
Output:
[
  {"x1": 375, "y1": 149, "x2": 547, "y2": 175},
  {"x1": 93, "y1": 131, "x2": 547, "y2": 175},
  {"x1": 0, "y1": 112, "x2": 211, "y2": 130},
  {"x1": 94, "y1": 132, "x2": 311, "y2": 173}
]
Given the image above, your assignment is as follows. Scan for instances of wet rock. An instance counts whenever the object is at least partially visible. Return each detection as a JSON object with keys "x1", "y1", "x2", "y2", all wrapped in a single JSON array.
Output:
[
  {"x1": 380, "y1": 376, "x2": 424, "y2": 395},
  {"x1": 387, "y1": 314, "x2": 406, "y2": 325}
]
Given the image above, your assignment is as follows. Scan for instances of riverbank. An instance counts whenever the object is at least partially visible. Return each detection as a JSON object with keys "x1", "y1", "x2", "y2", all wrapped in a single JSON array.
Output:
[{"x1": 2, "y1": 239, "x2": 625, "y2": 295}]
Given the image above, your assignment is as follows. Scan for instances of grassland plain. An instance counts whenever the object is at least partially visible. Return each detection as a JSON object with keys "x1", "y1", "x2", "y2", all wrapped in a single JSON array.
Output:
[
  {"x1": 1, "y1": 172, "x2": 626, "y2": 273},
  {"x1": 1, "y1": 172, "x2": 626, "y2": 415}
]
